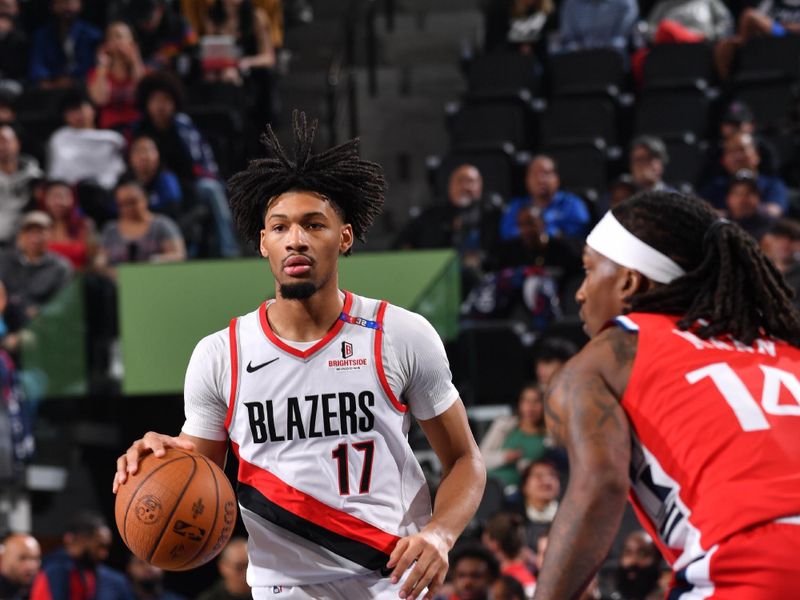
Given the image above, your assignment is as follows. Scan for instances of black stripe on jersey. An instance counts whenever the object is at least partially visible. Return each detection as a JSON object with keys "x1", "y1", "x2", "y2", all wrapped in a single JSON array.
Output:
[{"x1": 237, "y1": 483, "x2": 392, "y2": 575}]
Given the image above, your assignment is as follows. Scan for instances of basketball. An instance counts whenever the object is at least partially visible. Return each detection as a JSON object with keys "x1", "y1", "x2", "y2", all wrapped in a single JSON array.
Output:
[{"x1": 115, "y1": 448, "x2": 237, "y2": 571}]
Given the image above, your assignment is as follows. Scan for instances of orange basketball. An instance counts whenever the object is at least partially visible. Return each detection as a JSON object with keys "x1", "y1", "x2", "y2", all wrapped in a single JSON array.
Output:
[{"x1": 115, "y1": 448, "x2": 237, "y2": 571}]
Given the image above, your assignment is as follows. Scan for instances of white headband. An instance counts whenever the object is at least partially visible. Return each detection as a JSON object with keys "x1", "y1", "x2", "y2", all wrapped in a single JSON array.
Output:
[{"x1": 586, "y1": 212, "x2": 686, "y2": 284}]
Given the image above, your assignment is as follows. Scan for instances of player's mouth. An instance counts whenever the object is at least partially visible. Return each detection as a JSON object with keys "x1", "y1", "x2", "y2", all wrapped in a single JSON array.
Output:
[{"x1": 283, "y1": 254, "x2": 313, "y2": 276}]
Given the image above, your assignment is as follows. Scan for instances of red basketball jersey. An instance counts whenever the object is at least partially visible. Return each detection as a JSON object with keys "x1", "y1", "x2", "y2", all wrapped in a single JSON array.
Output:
[{"x1": 614, "y1": 313, "x2": 800, "y2": 571}]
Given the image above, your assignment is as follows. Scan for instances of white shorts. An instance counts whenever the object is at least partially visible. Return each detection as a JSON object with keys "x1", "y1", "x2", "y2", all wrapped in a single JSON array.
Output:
[{"x1": 254, "y1": 572, "x2": 424, "y2": 600}]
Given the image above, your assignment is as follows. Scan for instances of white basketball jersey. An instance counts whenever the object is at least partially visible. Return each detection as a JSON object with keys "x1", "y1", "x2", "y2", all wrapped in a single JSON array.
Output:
[{"x1": 225, "y1": 292, "x2": 433, "y2": 588}]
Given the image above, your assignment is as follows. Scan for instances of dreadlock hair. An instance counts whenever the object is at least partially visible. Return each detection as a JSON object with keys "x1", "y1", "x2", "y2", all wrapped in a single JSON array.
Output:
[
  {"x1": 227, "y1": 110, "x2": 386, "y2": 255},
  {"x1": 614, "y1": 190, "x2": 800, "y2": 346}
]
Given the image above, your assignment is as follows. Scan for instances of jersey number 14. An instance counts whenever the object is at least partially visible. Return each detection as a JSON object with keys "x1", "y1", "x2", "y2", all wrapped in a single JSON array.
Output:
[{"x1": 687, "y1": 362, "x2": 800, "y2": 431}]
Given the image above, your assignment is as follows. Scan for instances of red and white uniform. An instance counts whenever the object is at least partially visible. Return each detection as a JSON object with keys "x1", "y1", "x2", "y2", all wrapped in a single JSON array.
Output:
[
  {"x1": 182, "y1": 291, "x2": 458, "y2": 598},
  {"x1": 615, "y1": 313, "x2": 800, "y2": 599}
]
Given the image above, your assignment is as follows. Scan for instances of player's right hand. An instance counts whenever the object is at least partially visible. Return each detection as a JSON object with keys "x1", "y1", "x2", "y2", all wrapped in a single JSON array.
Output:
[{"x1": 113, "y1": 432, "x2": 196, "y2": 494}]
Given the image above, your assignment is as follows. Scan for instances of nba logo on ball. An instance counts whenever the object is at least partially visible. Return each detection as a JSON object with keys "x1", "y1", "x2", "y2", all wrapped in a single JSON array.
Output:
[{"x1": 341, "y1": 341, "x2": 353, "y2": 359}]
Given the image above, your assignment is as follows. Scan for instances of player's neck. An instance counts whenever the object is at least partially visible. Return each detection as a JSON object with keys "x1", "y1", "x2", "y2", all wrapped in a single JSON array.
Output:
[{"x1": 268, "y1": 282, "x2": 344, "y2": 342}]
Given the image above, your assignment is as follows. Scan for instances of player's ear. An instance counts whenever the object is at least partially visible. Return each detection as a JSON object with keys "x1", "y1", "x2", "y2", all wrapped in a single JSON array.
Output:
[
  {"x1": 621, "y1": 268, "x2": 648, "y2": 297},
  {"x1": 340, "y1": 224, "x2": 353, "y2": 255},
  {"x1": 259, "y1": 229, "x2": 268, "y2": 258}
]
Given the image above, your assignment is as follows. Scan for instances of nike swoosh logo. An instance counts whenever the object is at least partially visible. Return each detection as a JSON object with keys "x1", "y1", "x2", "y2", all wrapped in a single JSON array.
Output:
[{"x1": 246, "y1": 358, "x2": 279, "y2": 373}]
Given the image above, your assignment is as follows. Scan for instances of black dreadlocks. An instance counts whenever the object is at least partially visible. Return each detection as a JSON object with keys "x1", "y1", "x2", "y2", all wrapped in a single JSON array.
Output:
[
  {"x1": 227, "y1": 110, "x2": 386, "y2": 253},
  {"x1": 614, "y1": 190, "x2": 800, "y2": 347}
]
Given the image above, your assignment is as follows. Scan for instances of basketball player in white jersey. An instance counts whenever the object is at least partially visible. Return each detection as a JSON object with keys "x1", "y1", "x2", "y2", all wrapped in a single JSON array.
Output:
[{"x1": 113, "y1": 112, "x2": 487, "y2": 600}]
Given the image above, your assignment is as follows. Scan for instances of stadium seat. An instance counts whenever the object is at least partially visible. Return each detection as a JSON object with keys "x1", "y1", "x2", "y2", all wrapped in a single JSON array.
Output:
[
  {"x1": 643, "y1": 43, "x2": 716, "y2": 91},
  {"x1": 549, "y1": 49, "x2": 625, "y2": 97},
  {"x1": 634, "y1": 89, "x2": 710, "y2": 138},
  {"x1": 16, "y1": 87, "x2": 71, "y2": 116},
  {"x1": 543, "y1": 143, "x2": 609, "y2": 200},
  {"x1": 448, "y1": 98, "x2": 534, "y2": 151},
  {"x1": 431, "y1": 146, "x2": 520, "y2": 200},
  {"x1": 455, "y1": 321, "x2": 531, "y2": 406},
  {"x1": 539, "y1": 96, "x2": 617, "y2": 147},
  {"x1": 467, "y1": 51, "x2": 540, "y2": 97},
  {"x1": 662, "y1": 136, "x2": 708, "y2": 189},
  {"x1": 187, "y1": 107, "x2": 245, "y2": 179},
  {"x1": 734, "y1": 82, "x2": 797, "y2": 132},
  {"x1": 734, "y1": 35, "x2": 800, "y2": 85},
  {"x1": 186, "y1": 81, "x2": 248, "y2": 111}
]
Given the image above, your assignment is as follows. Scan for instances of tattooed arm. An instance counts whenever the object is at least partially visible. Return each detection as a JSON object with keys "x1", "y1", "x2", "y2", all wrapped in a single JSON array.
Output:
[{"x1": 533, "y1": 327, "x2": 635, "y2": 600}]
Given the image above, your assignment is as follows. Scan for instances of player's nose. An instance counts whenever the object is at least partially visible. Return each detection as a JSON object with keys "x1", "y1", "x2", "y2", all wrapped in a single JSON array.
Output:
[{"x1": 285, "y1": 223, "x2": 309, "y2": 249}]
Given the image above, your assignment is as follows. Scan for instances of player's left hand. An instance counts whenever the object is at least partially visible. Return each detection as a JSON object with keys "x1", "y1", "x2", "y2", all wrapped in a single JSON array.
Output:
[{"x1": 387, "y1": 527, "x2": 450, "y2": 600}]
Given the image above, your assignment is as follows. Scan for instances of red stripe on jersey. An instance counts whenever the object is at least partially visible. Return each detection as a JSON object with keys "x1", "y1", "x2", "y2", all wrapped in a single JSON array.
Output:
[
  {"x1": 374, "y1": 301, "x2": 407, "y2": 413},
  {"x1": 259, "y1": 291, "x2": 353, "y2": 359},
  {"x1": 232, "y1": 442, "x2": 401, "y2": 555},
  {"x1": 224, "y1": 318, "x2": 239, "y2": 431}
]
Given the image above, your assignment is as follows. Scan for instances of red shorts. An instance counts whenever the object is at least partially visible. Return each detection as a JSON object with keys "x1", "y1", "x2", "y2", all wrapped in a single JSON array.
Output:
[{"x1": 670, "y1": 518, "x2": 800, "y2": 599}]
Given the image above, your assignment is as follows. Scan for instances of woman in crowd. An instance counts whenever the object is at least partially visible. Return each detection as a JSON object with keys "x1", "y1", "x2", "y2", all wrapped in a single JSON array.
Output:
[
  {"x1": 480, "y1": 383, "x2": 551, "y2": 489},
  {"x1": 87, "y1": 21, "x2": 146, "y2": 134},
  {"x1": 95, "y1": 178, "x2": 185, "y2": 271},
  {"x1": 40, "y1": 180, "x2": 96, "y2": 269},
  {"x1": 126, "y1": 134, "x2": 183, "y2": 220}
]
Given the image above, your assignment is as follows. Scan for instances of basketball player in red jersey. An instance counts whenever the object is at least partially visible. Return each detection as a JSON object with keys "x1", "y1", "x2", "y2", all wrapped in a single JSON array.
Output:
[
  {"x1": 113, "y1": 112, "x2": 486, "y2": 600},
  {"x1": 533, "y1": 191, "x2": 800, "y2": 599}
]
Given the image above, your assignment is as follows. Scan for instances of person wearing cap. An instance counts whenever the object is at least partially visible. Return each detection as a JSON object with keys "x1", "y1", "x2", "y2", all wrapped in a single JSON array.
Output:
[
  {"x1": 0, "y1": 210, "x2": 72, "y2": 321},
  {"x1": 0, "y1": 124, "x2": 43, "y2": 247},
  {"x1": 705, "y1": 101, "x2": 779, "y2": 178},
  {"x1": 699, "y1": 131, "x2": 788, "y2": 215},
  {"x1": 533, "y1": 190, "x2": 800, "y2": 599},
  {"x1": 629, "y1": 136, "x2": 672, "y2": 193},
  {"x1": 724, "y1": 169, "x2": 775, "y2": 240}
]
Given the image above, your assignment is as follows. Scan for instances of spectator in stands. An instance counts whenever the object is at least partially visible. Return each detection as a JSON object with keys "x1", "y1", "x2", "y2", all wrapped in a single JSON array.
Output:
[
  {"x1": 47, "y1": 88, "x2": 127, "y2": 193},
  {"x1": 761, "y1": 219, "x2": 800, "y2": 310},
  {"x1": 0, "y1": 124, "x2": 42, "y2": 247},
  {"x1": 396, "y1": 164, "x2": 502, "y2": 292},
  {"x1": 87, "y1": 21, "x2": 145, "y2": 134},
  {"x1": 125, "y1": 135, "x2": 183, "y2": 220},
  {"x1": 124, "y1": 0, "x2": 197, "y2": 74},
  {"x1": 737, "y1": 1, "x2": 800, "y2": 39},
  {"x1": 700, "y1": 132, "x2": 788, "y2": 215},
  {"x1": 645, "y1": 0, "x2": 733, "y2": 41},
  {"x1": 0, "y1": 0, "x2": 29, "y2": 87},
  {"x1": 30, "y1": 511, "x2": 133, "y2": 600},
  {"x1": 629, "y1": 136, "x2": 670, "y2": 192},
  {"x1": 705, "y1": 101, "x2": 779, "y2": 177},
  {"x1": 134, "y1": 72, "x2": 239, "y2": 257},
  {"x1": 40, "y1": 180, "x2": 96, "y2": 269},
  {"x1": 484, "y1": 0, "x2": 556, "y2": 55},
  {"x1": 28, "y1": 0, "x2": 101, "y2": 88},
  {"x1": 558, "y1": 0, "x2": 638, "y2": 53},
  {"x1": 482, "y1": 513, "x2": 537, "y2": 596},
  {"x1": 533, "y1": 336, "x2": 577, "y2": 387},
  {"x1": 196, "y1": 538, "x2": 250, "y2": 600},
  {"x1": 500, "y1": 155, "x2": 590, "y2": 241},
  {"x1": 517, "y1": 459, "x2": 560, "y2": 549},
  {"x1": 442, "y1": 544, "x2": 499, "y2": 600},
  {"x1": 480, "y1": 383, "x2": 550, "y2": 489},
  {"x1": 716, "y1": 1, "x2": 800, "y2": 78},
  {"x1": 611, "y1": 531, "x2": 664, "y2": 600},
  {"x1": 126, "y1": 555, "x2": 184, "y2": 600},
  {"x1": 489, "y1": 575, "x2": 525, "y2": 600},
  {"x1": 95, "y1": 178, "x2": 186, "y2": 270},
  {"x1": 0, "y1": 211, "x2": 72, "y2": 321},
  {"x1": 0, "y1": 532, "x2": 41, "y2": 600},
  {"x1": 486, "y1": 205, "x2": 581, "y2": 277},
  {"x1": 202, "y1": 0, "x2": 278, "y2": 126},
  {"x1": 724, "y1": 169, "x2": 775, "y2": 240}
]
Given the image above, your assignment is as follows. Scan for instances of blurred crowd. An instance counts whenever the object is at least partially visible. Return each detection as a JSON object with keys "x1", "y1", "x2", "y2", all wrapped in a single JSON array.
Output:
[{"x1": 2, "y1": 1, "x2": 800, "y2": 599}]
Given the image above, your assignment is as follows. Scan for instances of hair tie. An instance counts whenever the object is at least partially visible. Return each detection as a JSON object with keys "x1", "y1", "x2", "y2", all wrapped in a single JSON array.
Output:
[{"x1": 703, "y1": 218, "x2": 732, "y2": 252}]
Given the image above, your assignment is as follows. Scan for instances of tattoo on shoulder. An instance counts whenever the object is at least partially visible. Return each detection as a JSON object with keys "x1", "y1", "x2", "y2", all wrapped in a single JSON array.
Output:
[{"x1": 604, "y1": 327, "x2": 637, "y2": 369}]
